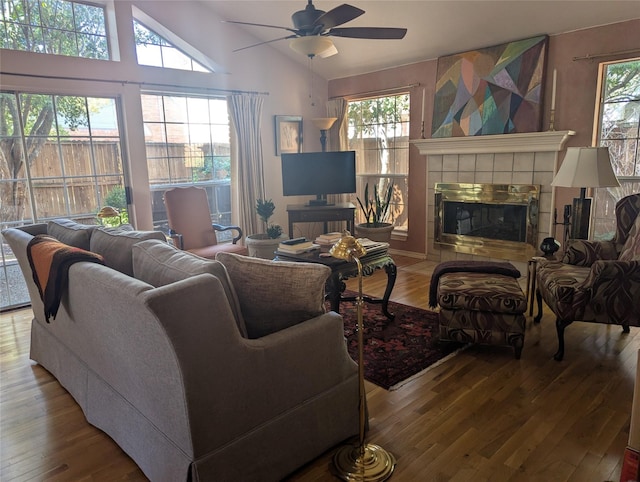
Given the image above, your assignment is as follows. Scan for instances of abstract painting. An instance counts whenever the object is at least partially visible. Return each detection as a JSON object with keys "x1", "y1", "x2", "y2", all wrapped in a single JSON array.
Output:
[{"x1": 431, "y1": 35, "x2": 548, "y2": 138}]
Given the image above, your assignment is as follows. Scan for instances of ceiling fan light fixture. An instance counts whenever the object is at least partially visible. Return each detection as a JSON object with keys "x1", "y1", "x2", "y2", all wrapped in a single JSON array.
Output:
[{"x1": 289, "y1": 36, "x2": 335, "y2": 57}]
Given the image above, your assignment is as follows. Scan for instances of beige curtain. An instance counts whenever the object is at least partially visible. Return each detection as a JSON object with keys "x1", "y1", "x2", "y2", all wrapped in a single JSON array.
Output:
[
  {"x1": 326, "y1": 98, "x2": 352, "y2": 230},
  {"x1": 327, "y1": 98, "x2": 348, "y2": 151},
  {"x1": 228, "y1": 94, "x2": 264, "y2": 236}
]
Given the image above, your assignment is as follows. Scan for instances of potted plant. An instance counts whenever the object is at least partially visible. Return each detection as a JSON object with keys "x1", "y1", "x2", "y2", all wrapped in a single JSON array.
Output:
[
  {"x1": 355, "y1": 182, "x2": 394, "y2": 242},
  {"x1": 245, "y1": 198, "x2": 285, "y2": 259}
]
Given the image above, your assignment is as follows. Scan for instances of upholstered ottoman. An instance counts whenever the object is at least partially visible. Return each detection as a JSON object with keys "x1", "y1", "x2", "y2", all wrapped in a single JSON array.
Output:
[{"x1": 435, "y1": 271, "x2": 527, "y2": 359}]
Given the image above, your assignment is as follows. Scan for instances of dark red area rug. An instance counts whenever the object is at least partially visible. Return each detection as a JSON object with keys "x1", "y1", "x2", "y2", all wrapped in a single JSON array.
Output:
[{"x1": 332, "y1": 294, "x2": 466, "y2": 390}]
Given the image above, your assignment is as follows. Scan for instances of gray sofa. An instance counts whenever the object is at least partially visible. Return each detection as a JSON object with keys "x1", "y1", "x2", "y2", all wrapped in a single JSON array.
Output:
[{"x1": 3, "y1": 220, "x2": 360, "y2": 481}]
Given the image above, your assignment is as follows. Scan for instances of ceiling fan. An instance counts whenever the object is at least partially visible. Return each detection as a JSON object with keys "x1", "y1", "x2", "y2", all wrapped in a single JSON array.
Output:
[{"x1": 227, "y1": 1, "x2": 407, "y2": 58}]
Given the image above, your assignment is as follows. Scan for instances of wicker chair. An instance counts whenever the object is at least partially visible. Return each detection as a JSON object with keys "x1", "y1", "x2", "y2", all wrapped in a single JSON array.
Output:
[{"x1": 534, "y1": 193, "x2": 640, "y2": 360}]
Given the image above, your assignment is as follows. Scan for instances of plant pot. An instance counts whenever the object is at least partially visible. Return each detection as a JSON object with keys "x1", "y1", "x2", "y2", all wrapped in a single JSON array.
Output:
[
  {"x1": 245, "y1": 234, "x2": 285, "y2": 259},
  {"x1": 354, "y1": 223, "x2": 394, "y2": 243}
]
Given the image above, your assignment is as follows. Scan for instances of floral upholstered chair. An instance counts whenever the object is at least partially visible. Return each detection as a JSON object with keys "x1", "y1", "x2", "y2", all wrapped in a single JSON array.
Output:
[{"x1": 534, "y1": 193, "x2": 640, "y2": 360}]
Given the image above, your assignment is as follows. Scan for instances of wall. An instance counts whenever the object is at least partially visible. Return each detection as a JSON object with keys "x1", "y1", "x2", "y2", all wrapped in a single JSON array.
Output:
[{"x1": 329, "y1": 18, "x2": 640, "y2": 257}]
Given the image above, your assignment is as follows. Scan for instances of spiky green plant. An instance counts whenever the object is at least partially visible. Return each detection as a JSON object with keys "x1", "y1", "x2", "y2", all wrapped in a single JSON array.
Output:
[{"x1": 357, "y1": 182, "x2": 394, "y2": 227}]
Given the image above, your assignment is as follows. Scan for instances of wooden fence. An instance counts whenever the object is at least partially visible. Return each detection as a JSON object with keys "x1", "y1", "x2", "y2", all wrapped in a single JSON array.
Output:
[{"x1": 19, "y1": 140, "x2": 230, "y2": 220}]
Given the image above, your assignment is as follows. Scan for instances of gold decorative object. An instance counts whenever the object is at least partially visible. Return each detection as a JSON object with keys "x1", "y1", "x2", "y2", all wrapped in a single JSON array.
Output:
[
  {"x1": 330, "y1": 231, "x2": 396, "y2": 481},
  {"x1": 97, "y1": 206, "x2": 121, "y2": 225}
]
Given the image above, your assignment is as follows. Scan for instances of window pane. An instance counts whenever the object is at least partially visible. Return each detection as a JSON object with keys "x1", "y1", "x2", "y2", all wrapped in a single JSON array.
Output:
[
  {"x1": 348, "y1": 93, "x2": 410, "y2": 230},
  {"x1": 161, "y1": 45, "x2": 192, "y2": 71},
  {"x1": 0, "y1": 178, "x2": 30, "y2": 223},
  {"x1": 132, "y1": 19, "x2": 213, "y2": 73},
  {"x1": 87, "y1": 98, "x2": 120, "y2": 135},
  {"x1": 594, "y1": 59, "x2": 640, "y2": 239},
  {"x1": 74, "y1": 3, "x2": 105, "y2": 35},
  {"x1": 19, "y1": 93, "x2": 57, "y2": 137},
  {"x1": 141, "y1": 95, "x2": 165, "y2": 122},
  {"x1": 1, "y1": 91, "x2": 124, "y2": 311},
  {"x1": 142, "y1": 93, "x2": 232, "y2": 235},
  {"x1": 1, "y1": 0, "x2": 108, "y2": 59}
]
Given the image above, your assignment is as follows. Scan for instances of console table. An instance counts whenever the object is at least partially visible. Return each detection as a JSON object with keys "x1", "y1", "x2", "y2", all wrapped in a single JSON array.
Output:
[
  {"x1": 286, "y1": 203, "x2": 355, "y2": 238},
  {"x1": 275, "y1": 247, "x2": 396, "y2": 320}
]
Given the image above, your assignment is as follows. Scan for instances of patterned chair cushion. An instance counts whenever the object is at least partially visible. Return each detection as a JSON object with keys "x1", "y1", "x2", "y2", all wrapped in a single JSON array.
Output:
[
  {"x1": 619, "y1": 215, "x2": 640, "y2": 262},
  {"x1": 536, "y1": 260, "x2": 593, "y2": 321},
  {"x1": 613, "y1": 194, "x2": 640, "y2": 252},
  {"x1": 437, "y1": 272, "x2": 527, "y2": 314},
  {"x1": 562, "y1": 238, "x2": 618, "y2": 266}
]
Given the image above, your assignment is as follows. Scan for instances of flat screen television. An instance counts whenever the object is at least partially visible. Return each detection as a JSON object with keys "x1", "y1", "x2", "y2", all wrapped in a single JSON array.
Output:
[{"x1": 281, "y1": 151, "x2": 356, "y2": 206}]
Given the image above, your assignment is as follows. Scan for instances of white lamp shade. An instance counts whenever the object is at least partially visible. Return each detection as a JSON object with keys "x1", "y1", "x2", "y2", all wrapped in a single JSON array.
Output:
[
  {"x1": 311, "y1": 117, "x2": 337, "y2": 130},
  {"x1": 289, "y1": 36, "x2": 337, "y2": 58},
  {"x1": 551, "y1": 147, "x2": 620, "y2": 188}
]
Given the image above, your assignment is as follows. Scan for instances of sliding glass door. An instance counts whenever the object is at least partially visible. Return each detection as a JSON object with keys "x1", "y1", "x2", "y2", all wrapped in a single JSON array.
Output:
[{"x1": 0, "y1": 91, "x2": 125, "y2": 311}]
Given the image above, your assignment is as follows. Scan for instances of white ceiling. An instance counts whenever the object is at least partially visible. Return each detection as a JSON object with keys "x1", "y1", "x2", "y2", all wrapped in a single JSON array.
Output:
[{"x1": 202, "y1": 0, "x2": 640, "y2": 80}]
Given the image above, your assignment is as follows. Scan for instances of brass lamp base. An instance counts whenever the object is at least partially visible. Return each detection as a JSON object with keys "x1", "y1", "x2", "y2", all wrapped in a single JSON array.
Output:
[{"x1": 332, "y1": 443, "x2": 396, "y2": 481}]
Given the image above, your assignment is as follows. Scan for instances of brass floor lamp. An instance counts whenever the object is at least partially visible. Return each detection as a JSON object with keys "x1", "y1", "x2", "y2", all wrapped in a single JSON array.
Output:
[{"x1": 330, "y1": 232, "x2": 396, "y2": 481}]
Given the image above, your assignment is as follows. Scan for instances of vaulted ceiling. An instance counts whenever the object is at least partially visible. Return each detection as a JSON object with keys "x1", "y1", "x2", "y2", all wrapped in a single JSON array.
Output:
[{"x1": 202, "y1": 0, "x2": 640, "y2": 80}]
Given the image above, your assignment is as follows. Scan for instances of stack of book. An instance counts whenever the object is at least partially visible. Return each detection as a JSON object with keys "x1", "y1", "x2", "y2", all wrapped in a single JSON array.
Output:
[
  {"x1": 357, "y1": 238, "x2": 390, "y2": 254},
  {"x1": 277, "y1": 237, "x2": 317, "y2": 254},
  {"x1": 314, "y1": 232, "x2": 343, "y2": 252}
]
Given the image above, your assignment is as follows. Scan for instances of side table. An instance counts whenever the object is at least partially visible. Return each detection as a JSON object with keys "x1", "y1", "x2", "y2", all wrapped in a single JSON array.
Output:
[
  {"x1": 525, "y1": 255, "x2": 556, "y2": 316},
  {"x1": 274, "y1": 248, "x2": 396, "y2": 320}
]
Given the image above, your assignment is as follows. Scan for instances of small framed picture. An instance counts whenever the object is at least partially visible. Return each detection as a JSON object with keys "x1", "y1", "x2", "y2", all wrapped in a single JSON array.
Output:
[{"x1": 275, "y1": 115, "x2": 303, "y2": 155}]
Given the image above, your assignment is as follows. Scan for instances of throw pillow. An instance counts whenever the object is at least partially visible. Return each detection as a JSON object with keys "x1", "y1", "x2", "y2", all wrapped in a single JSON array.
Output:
[
  {"x1": 47, "y1": 219, "x2": 97, "y2": 250},
  {"x1": 619, "y1": 215, "x2": 640, "y2": 262},
  {"x1": 90, "y1": 227, "x2": 166, "y2": 276},
  {"x1": 132, "y1": 240, "x2": 246, "y2": 337},
  {"x1": 216, "y1": 252, "x2": 330, "y2": 339}
]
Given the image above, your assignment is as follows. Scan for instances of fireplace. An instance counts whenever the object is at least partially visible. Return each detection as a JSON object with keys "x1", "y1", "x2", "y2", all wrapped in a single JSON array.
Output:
[
  {"x1": 411, "y1": 130, "x2": 575, "y2": 269},
  {"x1": 435, "y1": 183, "x2": 539, "y2": 260}
]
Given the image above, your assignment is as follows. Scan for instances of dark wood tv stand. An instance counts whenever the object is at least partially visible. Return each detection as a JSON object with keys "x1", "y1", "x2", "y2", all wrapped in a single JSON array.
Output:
[{"x1": 286, "y1": 202, "x2": 355, "y2": 238}]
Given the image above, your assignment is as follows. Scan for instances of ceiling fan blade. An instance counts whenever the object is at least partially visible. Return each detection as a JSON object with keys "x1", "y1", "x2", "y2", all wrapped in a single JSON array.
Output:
[
  {"x1": 224, "y1": 20, "x2": 298, "y2": 36},
  {"x1": 314, "y1": 4, "x2": 364, "y2": 30},
  {"x1": 328, "y1": 27, "x2": 407, "y2": 40},
  {"x1": 232, "y1": 35, "x2": 296, "y2": 53}
]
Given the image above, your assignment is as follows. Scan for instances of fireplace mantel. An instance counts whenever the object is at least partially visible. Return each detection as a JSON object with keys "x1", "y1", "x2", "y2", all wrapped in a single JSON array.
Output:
[{"x1": 411, "y1": 130, "x2": 575, "y2": 155}]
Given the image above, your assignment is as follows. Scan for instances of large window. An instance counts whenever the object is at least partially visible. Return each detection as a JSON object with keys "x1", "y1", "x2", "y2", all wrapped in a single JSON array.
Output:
[
  {"x1": 348, "y1": 94, "x2": 410, "y2": 234},
  {"x1": 141, "y1": 93, "x2": 232, "y2": 236},
  {"x1": 133, "y1": 20, "x2": 210, "y2": 72},
  {"x1": 0, "y1": 0, "x2": 109, "y2": 59},
  {"x1": 593, "y1": 59, "x2": 640, "y2": 239},
  {"x1": 0, "y1": 91, "x2": 125, "y2": 310}
]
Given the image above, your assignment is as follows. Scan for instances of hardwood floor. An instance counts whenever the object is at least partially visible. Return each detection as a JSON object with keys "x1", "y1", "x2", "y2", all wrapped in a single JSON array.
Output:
[{"x1": 1, "y1": 255, "x2": 637, "y2": 481}]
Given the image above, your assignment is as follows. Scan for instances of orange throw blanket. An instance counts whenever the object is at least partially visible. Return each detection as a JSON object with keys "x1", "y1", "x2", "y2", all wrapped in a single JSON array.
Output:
[{"x1": 27, "y1": 234, "x2": 105, "y2": 322}]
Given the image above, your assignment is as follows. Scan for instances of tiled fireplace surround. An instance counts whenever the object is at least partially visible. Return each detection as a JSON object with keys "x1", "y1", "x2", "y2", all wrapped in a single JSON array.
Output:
[{"x1": 412, "y1": 130, "x2": 575, "y2": 274}]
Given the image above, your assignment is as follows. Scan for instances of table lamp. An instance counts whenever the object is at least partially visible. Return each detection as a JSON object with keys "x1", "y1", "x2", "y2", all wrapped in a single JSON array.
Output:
[
  {"x1": 551, "y1": 146, "x2": 620, "y2": 239},
  {"x1": 330, "y1": 231, "x2": 396, "y2": 481},
  {"x1": 311, "y1": 117, "x2": 337, "y2": 152}
]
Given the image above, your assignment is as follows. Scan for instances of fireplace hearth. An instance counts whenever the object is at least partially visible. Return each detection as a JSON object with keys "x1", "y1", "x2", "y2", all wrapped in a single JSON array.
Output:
[{"x1": 435, "y1": 183, "x2": 539, "y2": 260}]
